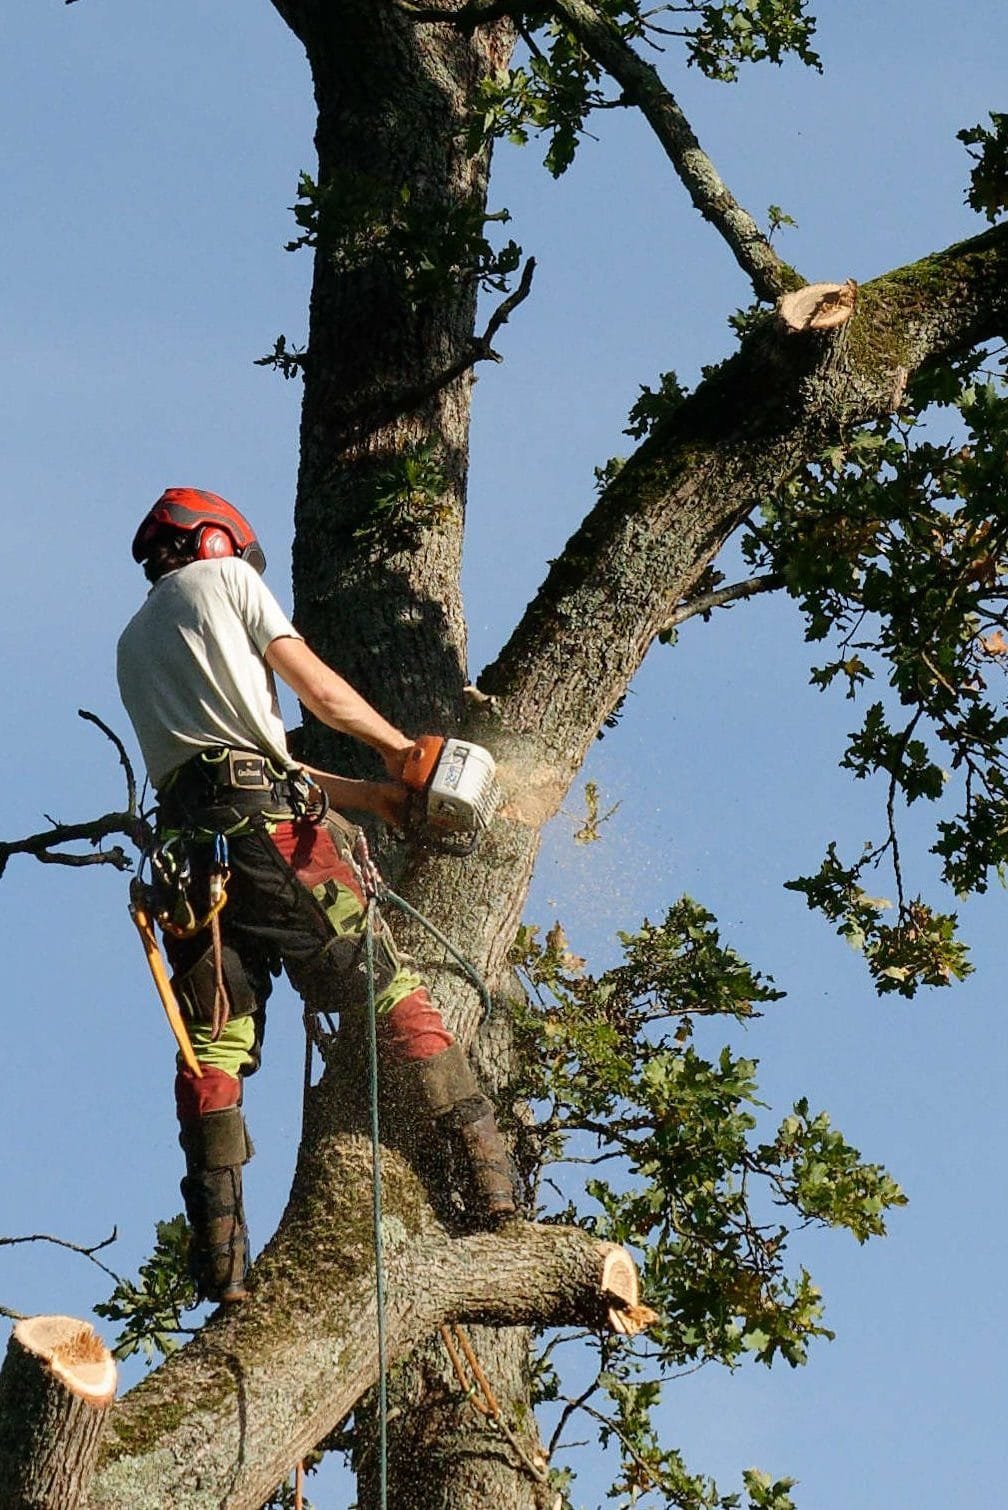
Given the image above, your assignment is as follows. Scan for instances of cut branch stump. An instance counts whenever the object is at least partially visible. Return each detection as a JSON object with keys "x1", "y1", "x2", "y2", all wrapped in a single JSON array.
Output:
[
  {"x1": 776, "y1": 279, "x2": 858, "y2": 331},
  {"x1": 0, "y1": 1315, "x2": 116, "y2": 1509}
]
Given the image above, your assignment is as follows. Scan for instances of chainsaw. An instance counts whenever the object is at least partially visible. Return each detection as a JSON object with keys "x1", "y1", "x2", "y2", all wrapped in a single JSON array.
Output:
[{"x1": 402, "y1": 735, "x2": 501, "y2": 849}]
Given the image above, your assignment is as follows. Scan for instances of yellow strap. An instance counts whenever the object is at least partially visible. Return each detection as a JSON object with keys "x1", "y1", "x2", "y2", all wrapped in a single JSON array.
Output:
[{"x1": 129, "y1": 898, "x2": 203, "y2": 1078}]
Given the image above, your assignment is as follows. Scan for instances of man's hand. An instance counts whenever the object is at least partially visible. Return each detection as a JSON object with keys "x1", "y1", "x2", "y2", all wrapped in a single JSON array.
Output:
[{"x1": 302, "y1": 767, "x2": 411, "y2": 829}]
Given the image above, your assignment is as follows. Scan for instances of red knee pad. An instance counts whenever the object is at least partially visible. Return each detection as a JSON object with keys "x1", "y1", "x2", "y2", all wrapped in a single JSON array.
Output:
[
  {"x1": 175, "y1": 1065, "x2": 242, "y2": 1125},
  {"x1": 381, "y1": 989, "x2": 454, "y2": 1062}
]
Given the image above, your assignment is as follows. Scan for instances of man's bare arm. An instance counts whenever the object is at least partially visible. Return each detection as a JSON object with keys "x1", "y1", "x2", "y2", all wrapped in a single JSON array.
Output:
[{"x1": 265, "y1": 636, "x2": 414, "y2": 777}]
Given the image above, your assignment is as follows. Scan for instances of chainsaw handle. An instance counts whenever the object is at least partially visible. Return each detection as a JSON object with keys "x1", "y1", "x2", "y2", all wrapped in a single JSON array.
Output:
[{"x1": 401, "y1": 735, "x2": 445, "y2": 793}]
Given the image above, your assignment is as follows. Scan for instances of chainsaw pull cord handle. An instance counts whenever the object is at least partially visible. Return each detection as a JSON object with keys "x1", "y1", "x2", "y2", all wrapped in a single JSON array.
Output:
[{"x1": 401, "y1": 734, "x2": 445, "y2": 793}]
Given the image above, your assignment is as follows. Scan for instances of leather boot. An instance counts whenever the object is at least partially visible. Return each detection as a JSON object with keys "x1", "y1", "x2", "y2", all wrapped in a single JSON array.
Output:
[
  {"x1": 179, "y1": 1105, "x2": 253, "y2": 1304},
  {"x1": 402, "y1": 1043, "x2": 517, "y2": 1224}
]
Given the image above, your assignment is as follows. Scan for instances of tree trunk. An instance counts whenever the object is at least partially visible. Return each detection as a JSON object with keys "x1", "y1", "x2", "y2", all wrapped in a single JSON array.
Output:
[
  {"x1": 285, "y1": 0, "x2": 517, "y2": 752},
  {"x1": 279, "y1": 8, "x2": 548, "y2": 1507},
  {"x1": 0, "y1": 1316, "x2": 116, "y2": 1510}
]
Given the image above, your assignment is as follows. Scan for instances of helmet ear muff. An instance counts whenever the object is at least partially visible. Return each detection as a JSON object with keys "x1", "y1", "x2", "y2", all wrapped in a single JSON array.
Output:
[{"x1": 194, "y1": 525, "x2": 235, "y2": 561}]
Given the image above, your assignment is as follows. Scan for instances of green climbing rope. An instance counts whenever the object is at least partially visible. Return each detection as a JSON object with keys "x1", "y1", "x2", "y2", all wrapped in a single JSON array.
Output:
[{"x1": 365, "y1": 900, "x2": 389, "y2": 1510}]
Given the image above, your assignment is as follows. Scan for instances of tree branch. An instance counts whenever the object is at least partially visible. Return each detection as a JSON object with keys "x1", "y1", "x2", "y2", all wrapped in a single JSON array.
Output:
[
  {"x1": 407, "y1": 0, "x2": 804, "y2": 299},
  {"x1": 0, "y1": 1230, "x2": 121, "y2": 1286},
  {"x1": 77, "y1": 709, "x2": 139, "y2": 817},
  {"x1": 478, "y1": 223, "x2": 1008, "y2": 788},
  {"x1": 550, "y1": 0, "x2": 804, "y2": 299},
  {"x1": 85, "y1": 1128, "x2": 648, "y2": 1510},
  {"x1": 345, "y1": 256, "x2": 537, "y2": 435},
  {"x1": 664, "y1": 571, "x2": 783, "y2": 631},
  {"x1": 0, "y1": 817, "x2": 143, "y2": 880},
  {"x1": 0, "y1": 710, "x2": 151, "y2": 878}
]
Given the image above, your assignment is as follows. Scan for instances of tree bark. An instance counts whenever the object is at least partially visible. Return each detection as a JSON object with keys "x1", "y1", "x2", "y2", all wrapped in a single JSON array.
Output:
[
  {"x1": 0, "y1": 1316, "x2": 116, "y2": 1510},
  {"x1": 81, "y1": 1078, "x2": 638, "y2": 1508}
]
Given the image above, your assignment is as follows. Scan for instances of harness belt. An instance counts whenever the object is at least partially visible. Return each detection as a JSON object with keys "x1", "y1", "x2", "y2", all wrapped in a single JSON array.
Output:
[{"x1": 159, "y1": 747, "x2": 291, "y2": 799}]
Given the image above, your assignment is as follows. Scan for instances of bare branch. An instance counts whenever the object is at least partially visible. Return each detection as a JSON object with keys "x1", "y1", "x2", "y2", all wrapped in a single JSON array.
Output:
[
  {"x1": 0, "y1": 815, "x2": 145, "y2": 880},
  {"x1": 0, "y1": 1230, "x2": 122, "y2": 1285},
  {"x1": 549, "y1": 0, "x2": 802, "y2": 300},
  {"x1": 664, "y1": 571, "x2": 783, "y2": 630},
  {"x1": 0, "y1": 711, "x2": 152, "y2": 878},
  {"x1": 78, "y1": 709, "x2": 140, "y2": 815},
  {"x1": 343, "y1": 257, "x2": 536, "y2": 435}
]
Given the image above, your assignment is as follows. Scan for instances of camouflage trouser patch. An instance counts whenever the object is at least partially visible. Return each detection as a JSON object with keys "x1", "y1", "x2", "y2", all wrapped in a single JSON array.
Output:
[
  {"x1": 161, "y1": 807, "x2": 451, "y2": 1080},
  {"x1": 306, "y1": 875, "x2": 427, "y2": 1017}
]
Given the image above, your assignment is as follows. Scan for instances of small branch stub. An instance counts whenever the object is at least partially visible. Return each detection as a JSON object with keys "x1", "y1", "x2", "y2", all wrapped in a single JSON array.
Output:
[
  {"x1": 777, "y1": 279, "x2": 858, "y2": 332},
  {"x1": 0, "y1": 1315, "x2": 116, "y2": 1509}
]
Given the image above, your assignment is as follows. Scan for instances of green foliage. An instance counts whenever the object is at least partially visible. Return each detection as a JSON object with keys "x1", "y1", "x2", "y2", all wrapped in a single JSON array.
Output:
[
  {"x1": 683, "y1": 0, "x2": 821, "y2": 83},
  {"x1": 783, "y1": 843, "x2": 971, "y2": 996},
  {"x1": 624, "y1": 369, "x2": 688, "y2": 440},
  {"x1": 511, "y1": 900, "x2": 904, "y2": 1505},
  {"x1": 595, "y1": 454, "x2": 627, "y2": 493},
  {"x1": 472, "y1": 2, "x2": 820, "y2": 177},
  {"x1": 742, "y1": 347, "x2": 1008, "y2": 991},
  {"x1": 286, "y1": 169, "x2": 521, "y2": 304},
  {"x1": 352, "y1": 439, "x2": 453, "y2": 548},
  {"x1": 471, "y1": 15, "x2": 621, "y2": 178},
  {"x1": 573, "y1": 778, "x2": 621, "y2": 841},
  {"x1": 590, "y1": 370, "x2": 688, "y2": 496},
  {"x1": 254, "y1": 333, "x2": 307, "y2": 381},
  {"x1": 766, "y1": 203, "x2": 798, "y2": 239},
  {"x1": 93, "y1": 1215, "x2": 196, "y2": 1362},
  {"x1": 958, "y1": 112, "x2": 1008, "y2": 223}
]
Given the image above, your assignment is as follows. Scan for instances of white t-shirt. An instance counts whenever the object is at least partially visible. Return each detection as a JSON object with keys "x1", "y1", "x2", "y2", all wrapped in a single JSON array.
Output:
[{"x1": 116, "y1": 557, "x2": 303, "y2": 787}]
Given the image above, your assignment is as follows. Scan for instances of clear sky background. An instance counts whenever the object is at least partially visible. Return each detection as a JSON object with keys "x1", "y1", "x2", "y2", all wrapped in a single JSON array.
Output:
[{"x1": 1, "y1": 3, "x2": 1005, "y2": 1506}]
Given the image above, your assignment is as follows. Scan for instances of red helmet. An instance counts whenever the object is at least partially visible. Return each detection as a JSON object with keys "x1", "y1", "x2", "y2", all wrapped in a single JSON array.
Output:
[{"x1": 131, "y1": 488, "x2": 267, "y2": 574}]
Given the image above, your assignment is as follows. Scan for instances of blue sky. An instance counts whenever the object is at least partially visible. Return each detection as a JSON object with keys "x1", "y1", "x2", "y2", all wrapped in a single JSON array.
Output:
[{"x1": 2, "y1": 2, "x2": 1006, "y2": 1506}]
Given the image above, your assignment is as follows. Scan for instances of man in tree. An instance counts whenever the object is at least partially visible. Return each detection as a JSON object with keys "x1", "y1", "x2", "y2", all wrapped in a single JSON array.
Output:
[{"x1": 116, "y1": 486, "x2": 516, "y2": 1304}]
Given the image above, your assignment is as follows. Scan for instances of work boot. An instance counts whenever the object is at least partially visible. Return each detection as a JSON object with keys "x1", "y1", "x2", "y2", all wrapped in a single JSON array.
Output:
[
  {"x1": 179, "y1": 1106, "x2": 253, "y2": 1304},
  {"x1": 400, "y1": 1043, "x2": 518, "y2": 1225},
  {"x1": 451, "y1": 1100, "x2": 519, "y2": 1222}
]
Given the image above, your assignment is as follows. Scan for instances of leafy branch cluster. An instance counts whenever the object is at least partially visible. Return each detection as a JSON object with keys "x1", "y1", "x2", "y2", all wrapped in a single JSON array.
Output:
[
  {"x1": 741, "y1": 347, "x2": 1008, "y2": 993},
  {"x1": 469, "y1": 0, "x2": 818, "y2": 176},
  {"x1": 957, "y1": 111, "x2": 1008, "y2": 224},
  {"x1": 93, "y1": 1216, "x2": 196, "y2": 1362},
  {"x1": 287, "y1": 169, "x2": 522, "y2": 304},
  {"x1": 351, "y1": 438, "x2": 454, "y2": 548},
  {"x1": 510, "y1": 899, "x2": 904, "y2": 1505}
]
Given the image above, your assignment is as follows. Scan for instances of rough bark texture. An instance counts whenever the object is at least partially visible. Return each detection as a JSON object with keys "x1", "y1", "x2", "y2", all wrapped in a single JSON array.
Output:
[
  {"x1": 84, "y1": 1062, "x2": 633, "y2": 1509},
  {"x1": 0, "y1": 1317, "x2": 116, "y2": 1510},
  {"x1": 17, "y1": 0, "x2": 1008, "y2": 1502}
]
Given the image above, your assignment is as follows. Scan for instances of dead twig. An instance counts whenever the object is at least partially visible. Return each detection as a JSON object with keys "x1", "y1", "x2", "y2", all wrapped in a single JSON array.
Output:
[
  {"x1": 0, "y1": 710, "x2": 152, "y2": 878},
  {"x1": 0, "y1": 1228, "x2": 122, "y2": 1285}
]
